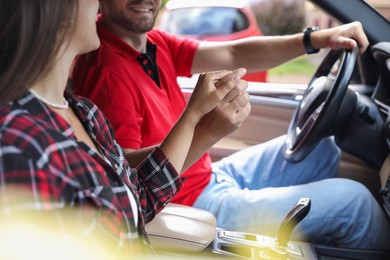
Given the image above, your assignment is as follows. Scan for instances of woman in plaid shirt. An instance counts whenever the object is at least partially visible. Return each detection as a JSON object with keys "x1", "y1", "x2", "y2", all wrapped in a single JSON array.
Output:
[{"x1": 0, "y1": 0, "x2": 249, "y2": 255}]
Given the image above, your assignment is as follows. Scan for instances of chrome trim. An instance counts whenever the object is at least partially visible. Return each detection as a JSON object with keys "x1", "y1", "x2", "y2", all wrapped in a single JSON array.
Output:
[
  {"x1": 375, "y1": 99, "x2": 390, "y2": 118},
  {"x1": 179, "y1": 76, "x2": 374, "y2": 109}
]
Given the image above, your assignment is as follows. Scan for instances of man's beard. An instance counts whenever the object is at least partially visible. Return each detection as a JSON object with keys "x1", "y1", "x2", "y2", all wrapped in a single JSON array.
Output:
[{"x1": 110, "y1": 10, "x2": 155, "y2": 33}]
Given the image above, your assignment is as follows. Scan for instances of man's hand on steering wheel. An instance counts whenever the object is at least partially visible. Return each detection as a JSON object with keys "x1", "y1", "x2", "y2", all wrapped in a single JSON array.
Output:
[{"x1": 309, "y1": 21, "x2": 368, "y2": 54}]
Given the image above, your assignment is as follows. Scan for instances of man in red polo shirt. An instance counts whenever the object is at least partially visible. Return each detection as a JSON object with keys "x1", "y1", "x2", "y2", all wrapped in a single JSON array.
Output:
[{"x1": 71, "y1": 0, "x2": 390, "y2": 250}]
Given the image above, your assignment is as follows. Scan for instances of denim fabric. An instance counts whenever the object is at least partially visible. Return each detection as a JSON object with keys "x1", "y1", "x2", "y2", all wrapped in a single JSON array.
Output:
[{"x1": 193, "y1": 135, "x2": 390, "y2": 249}]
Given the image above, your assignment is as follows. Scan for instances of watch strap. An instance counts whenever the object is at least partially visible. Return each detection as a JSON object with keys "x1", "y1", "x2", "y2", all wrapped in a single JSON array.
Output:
[{"x1": 303, "y1": 27, "x2": 320, "y2": 54}]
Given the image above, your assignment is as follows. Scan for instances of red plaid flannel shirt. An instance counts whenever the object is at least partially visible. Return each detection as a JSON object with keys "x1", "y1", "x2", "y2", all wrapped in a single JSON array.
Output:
[{"x1": 0, "y1": 91, "x2": 183, "y2": 254}]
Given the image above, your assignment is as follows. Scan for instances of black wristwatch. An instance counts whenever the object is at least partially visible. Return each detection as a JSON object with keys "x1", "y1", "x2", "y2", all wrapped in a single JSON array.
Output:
[{"x1": 303, "y1": 26, "x2": 320, "y2": 54}]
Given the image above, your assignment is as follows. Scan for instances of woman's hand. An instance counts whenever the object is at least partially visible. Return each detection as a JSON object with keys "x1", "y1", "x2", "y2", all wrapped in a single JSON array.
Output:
[
  {"x1": 160, "y1": 68, "x2": 248, "y2": 174},
  {"x1": 195, "y1": 76, "x2": 251, "y2": 143},
  {"x1": 186, "y1": 68, "x2": 247, "y2": 122}
]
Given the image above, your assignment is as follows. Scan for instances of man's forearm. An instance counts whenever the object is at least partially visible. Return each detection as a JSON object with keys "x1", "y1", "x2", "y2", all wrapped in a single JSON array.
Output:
[
  {"x1": 192, "y1": 21, "x2": 368, "y2": 74},
  {"x1": 193, "y1": 34, "x2": 305, "y2": 74}
]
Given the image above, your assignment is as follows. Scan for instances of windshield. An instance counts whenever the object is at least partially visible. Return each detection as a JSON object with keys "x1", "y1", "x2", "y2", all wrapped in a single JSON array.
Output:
[{"x1": 159, "y1": 7, "x2": 250, "y2": 37}]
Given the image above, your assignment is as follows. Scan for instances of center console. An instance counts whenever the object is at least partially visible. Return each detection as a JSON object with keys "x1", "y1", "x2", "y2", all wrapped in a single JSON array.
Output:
[
  {"x1": 210, "y1": 197, "x2": 390, "y2": 260},
  {"x1": 211, "y1": 229, "x2": 390, "y2": 260},
  {"x1": 147, "y1": 198, "x2": 390, "y2": 259},
  {"x1": 212, "y1": 229, "x2": 316, "y2": 259}
]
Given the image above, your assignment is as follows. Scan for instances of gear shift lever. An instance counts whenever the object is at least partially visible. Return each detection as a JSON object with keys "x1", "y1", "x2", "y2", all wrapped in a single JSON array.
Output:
[{"x1": 276, "y1": 197, "x2": 311, "y2": 247}]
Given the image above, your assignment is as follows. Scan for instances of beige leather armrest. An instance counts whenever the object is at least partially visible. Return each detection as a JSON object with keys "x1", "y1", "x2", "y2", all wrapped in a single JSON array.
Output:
[{"x1": 145, "y1": 203, "x2": 217, "y2": 252}]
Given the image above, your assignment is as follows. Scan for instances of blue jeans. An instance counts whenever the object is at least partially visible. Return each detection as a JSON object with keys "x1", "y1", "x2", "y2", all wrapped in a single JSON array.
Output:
[{"x1": 193, "y1": 135, "x2": 390, "y2": 249}]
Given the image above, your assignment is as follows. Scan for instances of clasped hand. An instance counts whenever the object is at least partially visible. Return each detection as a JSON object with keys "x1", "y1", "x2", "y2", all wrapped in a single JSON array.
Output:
[{"x1": 187, "y1": 68, "x2": 251, "y2": 142}]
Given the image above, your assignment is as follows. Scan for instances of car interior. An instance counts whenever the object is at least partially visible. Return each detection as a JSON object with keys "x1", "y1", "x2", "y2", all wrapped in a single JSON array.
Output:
[{"x1": 144, "y1": 0, "x2": 390, "y2": 259}]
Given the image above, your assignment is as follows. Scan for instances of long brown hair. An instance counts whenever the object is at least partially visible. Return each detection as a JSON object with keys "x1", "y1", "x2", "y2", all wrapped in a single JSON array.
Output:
[{"x1": 0, "y1": 0, "x2": 77, "y2": 105}]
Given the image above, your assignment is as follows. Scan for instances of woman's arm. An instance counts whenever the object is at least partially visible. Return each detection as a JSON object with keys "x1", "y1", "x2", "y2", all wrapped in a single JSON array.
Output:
[{"x1": 160, "y1": 69, "x2": 247, "y2": 174}]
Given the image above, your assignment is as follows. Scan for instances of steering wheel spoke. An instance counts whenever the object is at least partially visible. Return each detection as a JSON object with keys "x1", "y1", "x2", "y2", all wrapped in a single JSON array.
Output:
[
  {"x1": 288, "y1": 102, "x2": 321, "y2": 152},
  {"x1": 283, "y1": 47, "x2": 359, "y2": 163}
]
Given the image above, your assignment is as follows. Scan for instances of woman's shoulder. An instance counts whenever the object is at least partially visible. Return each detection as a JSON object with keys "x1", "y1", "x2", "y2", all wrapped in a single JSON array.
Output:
[
  {"x1": 0, "y1": 103, "x2": 72, "y2": 159},
  {"x1": 0, "y1": 103, "x2": 41, "y2": 134}
]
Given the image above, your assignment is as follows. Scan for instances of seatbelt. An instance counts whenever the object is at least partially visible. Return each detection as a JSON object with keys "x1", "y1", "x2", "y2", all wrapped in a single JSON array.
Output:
[{"x1": 379, "y1": 154, "x2": 390, "y2": 218}]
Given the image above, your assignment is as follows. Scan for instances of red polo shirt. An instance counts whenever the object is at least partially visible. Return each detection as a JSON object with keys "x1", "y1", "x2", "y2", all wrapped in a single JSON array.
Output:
[{"x1": 72, "y1": 16, "x2": 211, "y2": 206}]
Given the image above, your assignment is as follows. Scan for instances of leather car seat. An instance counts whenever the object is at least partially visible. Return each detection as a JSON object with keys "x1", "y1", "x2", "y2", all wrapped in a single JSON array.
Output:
[{"x1": 145, "y1": 203, "x2": 217, "y2": 252}]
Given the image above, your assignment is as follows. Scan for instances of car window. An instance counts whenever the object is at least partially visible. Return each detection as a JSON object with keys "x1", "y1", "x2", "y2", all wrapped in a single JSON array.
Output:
[{"x1": 159, "y1": 7, "x2": 250, "y2": 37}]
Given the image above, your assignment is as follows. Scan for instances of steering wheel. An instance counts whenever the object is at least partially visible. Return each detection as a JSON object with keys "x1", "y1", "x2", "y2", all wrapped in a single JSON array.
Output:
[{"x1": 283, "y1": 47, "x2": 359, "y2": 163}]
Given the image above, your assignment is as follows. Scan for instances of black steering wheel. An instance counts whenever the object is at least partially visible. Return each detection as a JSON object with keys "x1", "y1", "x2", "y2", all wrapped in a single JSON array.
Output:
[{"x1": 283, "y1": 47, "x2": 359, "y2": 163}]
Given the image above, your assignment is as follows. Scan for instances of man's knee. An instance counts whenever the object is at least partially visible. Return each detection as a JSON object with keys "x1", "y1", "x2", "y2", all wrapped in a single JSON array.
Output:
[{"x1": 332, "y1": 179, "x2": 374, "y2": 207}]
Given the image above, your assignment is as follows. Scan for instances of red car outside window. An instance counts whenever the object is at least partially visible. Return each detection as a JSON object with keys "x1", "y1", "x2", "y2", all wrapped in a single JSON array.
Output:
[{"x1": 156, "y1": 0, "x2": 268, "y2": 82}]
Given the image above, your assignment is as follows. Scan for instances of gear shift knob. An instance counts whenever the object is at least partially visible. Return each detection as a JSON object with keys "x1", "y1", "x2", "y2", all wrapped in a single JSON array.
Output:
[{"x1": 276, "y1": 197, "x2": 311, "y2": 247}]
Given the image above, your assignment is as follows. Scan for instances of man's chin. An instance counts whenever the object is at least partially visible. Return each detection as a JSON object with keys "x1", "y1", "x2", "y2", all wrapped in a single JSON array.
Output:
[
  {"x1": 109, "y1": 14, "x2": 155, "y2": 34},
  {"x1": 126, "y1": 23, "x2": 154, "y2": 34}
]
